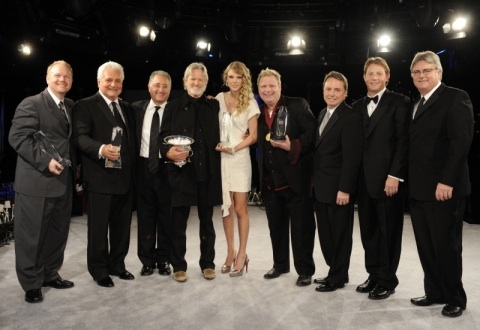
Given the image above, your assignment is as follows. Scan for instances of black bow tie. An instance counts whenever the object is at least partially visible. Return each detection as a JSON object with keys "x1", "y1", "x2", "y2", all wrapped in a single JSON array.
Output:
[{"x1": 366, "y1": 95, "x2": 378, "y2": 104}]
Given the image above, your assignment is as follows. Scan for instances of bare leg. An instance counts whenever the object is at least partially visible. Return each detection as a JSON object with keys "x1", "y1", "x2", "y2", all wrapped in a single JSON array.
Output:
[
  {"x1": 233, "y1": 192, "x2": 250, "y2": 271},
  {"x1": 222, "y1": 192, "x2": 236, "y2": 272}
]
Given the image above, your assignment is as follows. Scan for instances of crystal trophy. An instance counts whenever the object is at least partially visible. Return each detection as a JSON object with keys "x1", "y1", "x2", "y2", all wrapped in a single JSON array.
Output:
[
  {"x1": 105, "y1": 126, "x2": 122, "y2": 169},
  {"x1": 33, "y1": 131, "x2": 72, "y2": 167},
  {"x1": 220, "y1": 112, "x2": 232, "y2": 147},
  {"x1": 272, "y1": 106, "x2": 288, "y2": 140}
]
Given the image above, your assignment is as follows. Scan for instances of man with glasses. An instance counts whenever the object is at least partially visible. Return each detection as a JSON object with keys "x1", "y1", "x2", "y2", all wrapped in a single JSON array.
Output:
[{"x1": 408, "y1": 50, "x2": 473, "y2": 317}]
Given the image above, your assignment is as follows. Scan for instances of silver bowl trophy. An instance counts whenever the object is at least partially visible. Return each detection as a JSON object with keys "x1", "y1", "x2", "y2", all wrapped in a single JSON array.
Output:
[
  {"x1": 163, "y1": 135, "x2": 194, "y2": 167},
  {"x1": 33, "y1": 131, "x2": 72, "y2": 167},
  {"x1": 272, "y1": 106, "x2": 288, "y2": 140}
]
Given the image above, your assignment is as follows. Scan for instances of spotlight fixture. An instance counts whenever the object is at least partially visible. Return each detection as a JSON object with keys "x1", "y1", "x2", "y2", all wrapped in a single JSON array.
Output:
[
  {"x1": 138, "y1": 25, "x2": 151, "y2": 38},
  {"x1": 287, "y1": 35, "x2": 306, "y2": 55},
  {"x1": 442, "y1": 15, "x2": 468, "y2": 39},
  {"x1": 196, "y1": 40, "x2": 211, "y2": 51},
  {"x1": 377, "y1": 34, "x2": 391, "y2": 53},
  {"x1": 18, "y1": 43, "x2": 32, "y2": 56}
]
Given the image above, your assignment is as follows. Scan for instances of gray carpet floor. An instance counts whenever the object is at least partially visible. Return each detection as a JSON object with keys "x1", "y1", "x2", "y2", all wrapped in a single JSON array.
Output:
[{"x1": 1, "y1": 206, "x2": 479, "y2": 330}]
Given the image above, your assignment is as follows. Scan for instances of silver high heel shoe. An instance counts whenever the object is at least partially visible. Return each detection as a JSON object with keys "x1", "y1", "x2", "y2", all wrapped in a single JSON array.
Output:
[
  {"x1": 221, "y1": 251, "x2": 236, "y2": 274},
  {"x1": 230, "y1": 255, "x2": 249, "y2": 277}
]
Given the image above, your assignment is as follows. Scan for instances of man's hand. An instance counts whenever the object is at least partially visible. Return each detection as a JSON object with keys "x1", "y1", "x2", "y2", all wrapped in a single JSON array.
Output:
[
  {"x1": 336, "y1": 191, "x2": 350, "y2": 206},
  {"x1": 435, "y1": 183, "x2": 453, "y2": 201},
  {"x1": 101, "y1": 144, "x2": 121, "y2": 161},
  {"x1": 384, "y1": 177, "x2": 400, "y2": 197},
  {"x1": 270, "y1": 135, "x2": 291, "y2": 151},
  {"x1": 166, "y1": 146, "x2": 189, "y2": 162},
  {"x1": 48, "y1": 159, "x2": 64, "y2": 175}
]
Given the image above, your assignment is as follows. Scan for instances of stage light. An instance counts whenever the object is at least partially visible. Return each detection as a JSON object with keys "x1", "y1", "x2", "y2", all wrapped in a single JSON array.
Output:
[
  {"x1": 139, "y1": 25, "x2": 150, "y2": 38},
  {"x1": 442, "y1": 15, "x2": 468, "y2": 39},
  {"x1": 451, "y1": 17, "x2": 467, "y2": 31},
  {"x1": 196, "y1": 40, "x2": 211, "y2": 51},
  {"x1": 18, "y1": 43, "x2": 32, "y2": 56},
  {"x1": 287, "y1": 35, "x2": 306, "y2": 55}
]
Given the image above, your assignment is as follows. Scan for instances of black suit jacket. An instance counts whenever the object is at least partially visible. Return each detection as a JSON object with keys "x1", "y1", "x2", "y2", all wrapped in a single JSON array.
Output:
[
  {"x1": 313, "y1": 102, "x2": 363, "y2": 203},
  {"x1": 409, "y1": 83, "x2": 473, "y2": 201},
  {"x1": 131, "y1": 99, "x2": 150, "y2": 154},
  {"x1": 73, "y1": 92, "x2": 135, "y2": 194},
  {"x1": 257, "y1": 96, "x2": 316, "y2": 194},
  {"x1": 9, "y1": 88, "x2": 76, "y2": 197},
  {"x1": 159, "y1": 92, "x2": 222, "y2": 207},
  {"x1": 352, "y1": 90, "x2": 411, "y2": 199}
]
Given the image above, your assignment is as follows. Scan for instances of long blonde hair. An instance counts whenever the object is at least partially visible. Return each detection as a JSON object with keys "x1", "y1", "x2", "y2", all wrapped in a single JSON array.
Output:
[{"x1": 222, "y1": 61, "x2": 253, "y2": 115}]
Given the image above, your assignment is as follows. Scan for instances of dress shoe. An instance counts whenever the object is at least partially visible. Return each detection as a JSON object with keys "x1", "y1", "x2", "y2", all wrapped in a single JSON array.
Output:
[
  {"x1": 296, "y1": 275, "x2": 312, "y2": 286},
  {"x1": 157, "y1": 262, "x2": 172, "y2": 276},
  {"x1": 410, "y1": 295, "x2": 444, "y2": 306},
  {"x1": 314, "y1": 276, "x2": 328, "y2": 284},
  {"x1": 95, "y1": 276, "x2": 114, "y2": 287},
  {"x1": 140, "y1": 265, "x2": 155, "y2": 276},
  {"x1": 315, "y1": 282, "x2": 345, "y2": 292},
  {"x1": 25, "y1": 289, "x2": 43, "y2": 303},
  {"x1": 264, "y1": 268, "x2": 289, "y2": 279},
  {"x1": 356, "y1": 279, "x2": 377, "y2": 293},
  {"x1": 43, "y1": 277, "x2": 74, "y2": 289},
  {"x1": 441, "y1": 304, "x2": 464, "y2": 317},
  {"x1": 110, "y1": 270, "x2": 135, "y2": 280},
  {"x1": 203, "y1": 268, "x2": 216, "y2": 280},
  {"x1": 173, "y1": 271, "x2": 188, "y2": 282},
  {"x1": 368, "y1": 285, "x2": 395, "y2": 300}
]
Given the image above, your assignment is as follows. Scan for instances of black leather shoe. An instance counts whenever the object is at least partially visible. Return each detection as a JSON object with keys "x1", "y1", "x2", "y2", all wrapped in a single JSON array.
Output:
[
  {"x1": 315, "y1": 282, "x2": 345, "y2": 292},
  {"x1": 368, "y1": 285, "x2": 395, "y2": 300},
  {"x1": 314, "y1": 276, "x2": 328, "y2": 284},
  {"x1": 296, "y1": 275, "x2": 312, "y2": 286},
  {"x1": 157, "y1": 262, "x2": 172, "y2": 276},
  {"x1": 25, "y1": 289, "x2": 43, "y2": 303},
  {"x1": 264, "y1": 268, "x2": 289, "y2": 279},
  {"x1": 441, "y1": 304, "x2": 464, "y2": 317},
  {"x1": 410, "y1": 295, "x2": 444, "y2": 306},
  {"x1": 95, "y1": 276, "x2": 114, "y2": 288},
  {"x1": 140, "y1": 265, "x2": 155, "y2": 276},
  {"x1": 42, "y1": 277, "x2": 74, "y2": 289},
  {"x1": 356, "y1": 279, "x2": 377, "y2": 293},
  {"x1": 110, "y1": 270, "x2": 135, "y2": 280}
]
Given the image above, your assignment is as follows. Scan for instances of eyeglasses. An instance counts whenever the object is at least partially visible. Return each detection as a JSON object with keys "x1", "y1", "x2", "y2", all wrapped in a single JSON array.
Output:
[{"x1": 411, "y1": 68, "x2": 437, "y2": 77}]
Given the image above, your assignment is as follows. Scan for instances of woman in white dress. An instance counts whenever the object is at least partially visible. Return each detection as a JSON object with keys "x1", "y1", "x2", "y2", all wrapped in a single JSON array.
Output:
[{"x1": 215, "y1": 61, "x2": 260, "y2": 277}]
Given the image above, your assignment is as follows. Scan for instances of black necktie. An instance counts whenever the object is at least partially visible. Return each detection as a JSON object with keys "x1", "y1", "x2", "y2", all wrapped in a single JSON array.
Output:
[
  {"x1": 111, "y1": 102, "x2": 126, "y2": 131},
  {"x1": 366, "y1": 95, "x2": 378, "y2": 104},
  {"x1": 148, "y1": 106, "x2": 160, "y2": 174},
  {"x1": 414, "y1": 97, "x2": 425, "y2": 119},
  {"x1": 58, "y1": 101, "x2": 69, "y2": 127}
]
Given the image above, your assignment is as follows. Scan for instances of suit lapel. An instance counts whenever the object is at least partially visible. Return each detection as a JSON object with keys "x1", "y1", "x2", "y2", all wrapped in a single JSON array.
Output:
[
  {"x1": 317, "y1": 106, "x2": 340, "y2": 145},
  {"x1": 414, "y1": 83, "x2": 445, "y2": 120},
  {"x1": 42, "y1": 90, "x2": 69, "y2": 135},
  {"x1": 95, "y1": 93, "x2": 118, "y2": 128},
  {"x1": 366, "y1": 91, "x2": 390, "y2": 137}
]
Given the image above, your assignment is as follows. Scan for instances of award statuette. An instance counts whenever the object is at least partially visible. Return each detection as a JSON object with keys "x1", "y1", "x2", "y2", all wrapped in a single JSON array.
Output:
[
  {"x1": 33, "y1": 131, "x2": 71, "y2": 167},
  {"x1": 272, "y1": 106, "x2": 288, "y2": 140},
  {"x1": 105, "y1": 126, "x2": 123, "y2": 169}
]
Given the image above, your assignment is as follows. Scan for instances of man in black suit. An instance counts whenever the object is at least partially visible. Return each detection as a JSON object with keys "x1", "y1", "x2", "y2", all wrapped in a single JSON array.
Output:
[
  {"x1": 313, "y1": 71, "x2": 363, "y2": 292},
  {"x1": 159, "y1": 62, "x2": 222, "y2": 282},
  {"x1": 73, "y1": 61, "x2": 136, "y2": 287},
  {"x1": 9, "y1": 60, "x2": 76, "y2": 303},
  {"x1": 352, "y1": 57, "x2": 410, "y2": 300},
  {"x1": 132, "y1": 70, "x2": 172, "y2": 277},
  {"x1": 408, "y1": 51, "x2": 473, "y2": 317},
  {"x1": 256, "y1": 68, "x2": 316, "y2": 287}
]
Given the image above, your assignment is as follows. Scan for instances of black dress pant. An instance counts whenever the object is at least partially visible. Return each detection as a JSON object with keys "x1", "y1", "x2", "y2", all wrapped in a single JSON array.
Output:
[
  {"x1": 357, "y1": 179, "x2": 404, "y2": 289},
  {"x1": 263, "y1": 186, "x2": 316, "y2": 276},
  {"x1": 170, "y1": 181, "x2": 216, "y2": 272},
  {"x1": 86, "y1": 189, "x2": 133, "y2": 280},
  {"x1": 315, "y1": 200, "x2": 354, "y2": 285},
  {"x1": 409, "y1": 198, "x2": 467, "y2": 309},
  {"x1": 137, "y1": 159, "x2": 171, "y2": 267}
]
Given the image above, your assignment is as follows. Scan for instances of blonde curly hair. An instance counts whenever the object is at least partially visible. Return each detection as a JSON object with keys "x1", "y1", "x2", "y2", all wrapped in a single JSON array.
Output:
[{"x1": 222, "y1": 61, "x2": 254, "y2": 115}]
